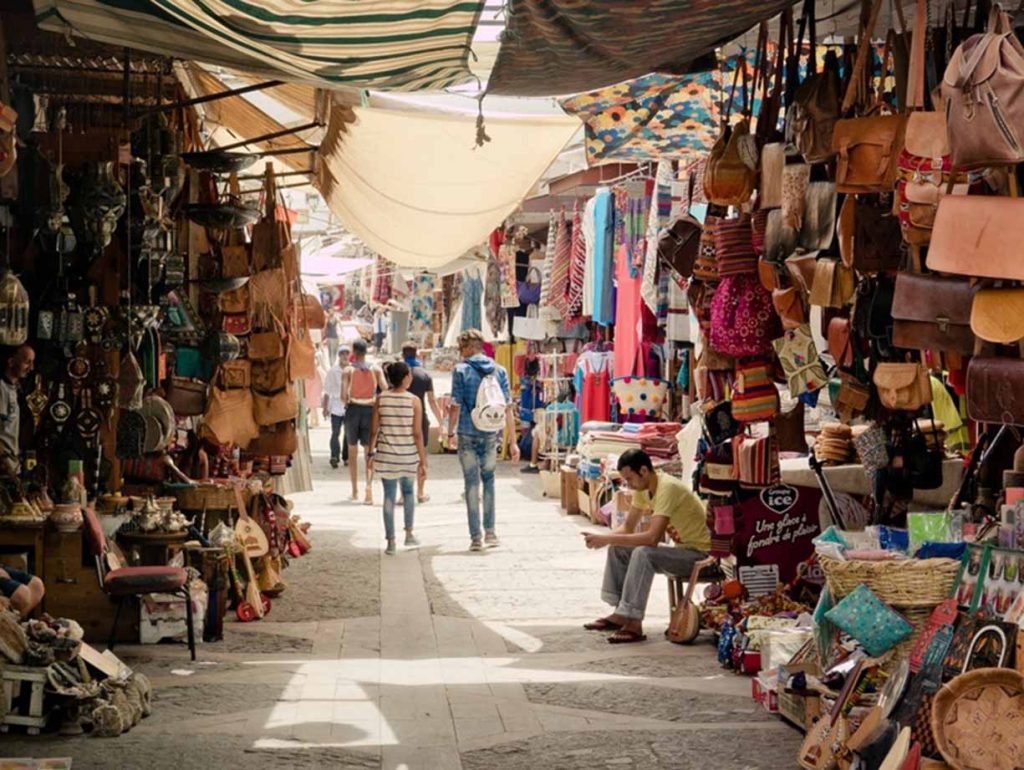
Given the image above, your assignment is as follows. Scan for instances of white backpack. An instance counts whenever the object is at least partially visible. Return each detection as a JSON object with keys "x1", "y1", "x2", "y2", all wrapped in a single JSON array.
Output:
[{"x1": 471, "y1": 373, "x2": 507, "y2": 432}]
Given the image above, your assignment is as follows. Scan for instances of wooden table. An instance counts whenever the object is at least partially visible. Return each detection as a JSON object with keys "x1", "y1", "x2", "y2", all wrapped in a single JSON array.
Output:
[{"x1": 0, "y1": 517, "x2": 46, "y2": 574}]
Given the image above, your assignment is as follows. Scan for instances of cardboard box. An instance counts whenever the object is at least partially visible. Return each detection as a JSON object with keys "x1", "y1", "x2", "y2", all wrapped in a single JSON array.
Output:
[{"x1": 752, "y1": 674, "x2": 779, "y2": 713}]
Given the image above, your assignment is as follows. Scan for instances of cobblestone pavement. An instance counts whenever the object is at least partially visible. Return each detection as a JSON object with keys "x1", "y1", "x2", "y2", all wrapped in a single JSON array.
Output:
[{"x1": 0, "y1": 416, "x2": 800, "y2": 769}]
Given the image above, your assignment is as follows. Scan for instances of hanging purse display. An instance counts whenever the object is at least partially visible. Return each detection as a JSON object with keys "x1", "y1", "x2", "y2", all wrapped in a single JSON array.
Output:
[
  {"x1": 832, "y1": 0, "x2": 908, "y2": 194},
  {"x1": 893, "y1": 273, "x2": 977, "y2": 353},
  {"x1": 164, "y1": 376, "x2": 208, "y2": 416},
  {"x1": 218, "y1": 284, "x2": 249, "y2": 314},
  {"x1": 220, "y1": 360, "x2": 251, "y2": 390},
  {"x1": 692, "y1": 216, "x2": 720, "y2": 283},
  {"x1": 704, "y1": 56, "x2": 758, "y2": 207},
  {"x1": 249, "y1": 268, "x2": 290, "y2": 320},
  {"x1": 202, "y1": 371, "x2": 259, "y2": 447},
  {"x1": 772, "y1": 286, "x2": 806, "y2": 331},
  {"x1": 873, "y1": 362, "x2": 932, "y2": 411},
  {"x1": 733, "y1": 432, "x2": 780, "y2": 488},
  {"x1": 827, "y1": 317, "x2": 855, "y2": 368},
  {"x1": 966, "y1": 357, "x2": 1024, "y2": 425},
  {"x1": 249, "y1": 317, "x2": 286, "y2": 362},
  {"x1": 773, "y1": 324, "x2": 829, "y2": 397},
  {"x1": 808, "y1": 258, "x2": 855, "y2": 308},
  {"x1": 246, "y1": 420, "x2": 298, "y2": 457},
  {"x1": 838, "y1": 194, "x2": 904, "y2": 273},
  {"x1": 788, "y1": 5, "x2": 843, "y2": 163},
  {"x1": 657, "y1": 212, "x2": 702, "y2": 280},
  {"x1": 251, "y1": 357, "x2": 289, "y2": 395},
  {"x1": 286, "y1": 311, "x2": 317, "y2": 382},
  {"x1": 928, "y1": 191, "x2": 1024, "y2": 279},
  {"x1": 253, "y1": 388, "x2": 299, "y2": 427}
]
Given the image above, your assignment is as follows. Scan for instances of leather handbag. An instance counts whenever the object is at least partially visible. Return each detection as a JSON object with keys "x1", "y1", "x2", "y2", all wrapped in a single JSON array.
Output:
[
  {"x1": 250, "y1": 268, "x2": 290, "y2": 320},
  {"x1": 928, "y1": 195, "x2": 1024, "y2": 279},
  {"x1": 789, "y1": 45, "x2": 843, "y2": 163},
  {"x1": 838, "y1": 195, "x2": 904, "y2": 273},
  {"x1": 731, "y1": 360, "x2": 779, "y2": 423},
  {"x1": 971, "y1": 287, "x2": 1024, "y2": 343},
  {"x1": 298, "y1": 294, "x2": 325, "y2": 330},
  {"x1": 253, "y1": 387, "x2": 298, "y2": 426},
  {"x1": 714, "y1": 215, "x2": 757, "y2": 277},
  {"x1": 218, "y1": 284, "x2": 249, "y2": 314},
  {"x1": 657, "y1": 211, "x2": 703, "y2": 279},
  {"x1": 287, "y1": 315, "x2": 317, "y2": 381},
  {"x1": 220, "y1": 360, "x2": 251, "y2": 389},
  {"x1": 220, "y1": 243, "x2": 250, "y2": 279},
  {"x1": 828, "y1": 317, "x2": 855, "y2": 368},
  {"x1": 202, "y1": 382, "x2": 259, "y2": 447},
  {"x1": 786, "y1": 249, "x2": 819, "y2": 296},
  {"x1": 873, "y1": 363, "x2": 932, "y2": 411},
  {"x1": 758, "y1": 257, "x2": 781, "y2": 292},
  {"x1": 799, "y1": 181, "x2": 837, "y2": 252},
  {"x1": 893, "y1": 273, "x2": 977, "y2": 352},
  {"x1": 809, "y1": 258, "x2": 855, "y2": 308},
  {"x1": 760, "y1": 142, "x2": 786, "y2": 208},
  {"x1": 249, "y1": 318, "x2": 286, "y2": 362},
  {"x1": 251, "y1": 357, "x2": 289, "y2": 395},
  {"x1": 764, "y1": 208, "x2": 799, "y2": 264},
  {"x1": 781, "y1": 162, "x2": 811, "y2": 230},
  {"x1": 221, "y1": 312, "x2": 251, "y2": 336},
  {"x1": 246, "y1": 420, "x2": 298, "y2": 456},
  {"x1": 942, "y1": 4, "x2": 1024, "y2": 169},
  {"x1": 704, "y1": 57, "x2": 758, "y2": 207},
  {"x1": 165, "y1": 376, "x2": 207, "y2": 416},
  {"x1": 773, "y1": 286, "x2": 806, "y2": 330},
  {"x1": 835, "y1": 374, "x2": 872, "y2": 420},
  {"x1": 967, "y1": 357, "x2": 1024, "y2": 425},
  {"x1": 775, "y1": 402, "x2": 807, "y2": 454}
]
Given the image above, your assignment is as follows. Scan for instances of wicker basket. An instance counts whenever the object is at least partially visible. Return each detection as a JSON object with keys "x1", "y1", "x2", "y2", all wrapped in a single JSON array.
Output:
[
  {"x1": 172, "y1": 484, "x2": 249, "y2": 512},
  {"x1": 818, "y1": 555, "x2": 961, "y2": 608}
]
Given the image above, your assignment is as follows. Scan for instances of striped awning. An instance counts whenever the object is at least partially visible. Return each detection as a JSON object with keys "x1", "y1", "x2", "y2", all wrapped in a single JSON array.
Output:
[{"x1": 34, "y1": 0, "x2": 486, "y2": 91}]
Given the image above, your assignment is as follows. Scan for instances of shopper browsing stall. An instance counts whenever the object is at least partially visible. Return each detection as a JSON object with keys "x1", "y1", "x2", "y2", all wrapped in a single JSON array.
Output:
[
  {"x1": 448, "y1": 329, "x2": 519, "y2": 551},
  {"x1": 583, "y1": 449, "x2": 710, "y2": 644},
  {"x1": 342, "y1": 339, "x2": 387, "y2": 504},
  {"x1": 368, "y1": 362, "x2": 426, "y2": 555}
]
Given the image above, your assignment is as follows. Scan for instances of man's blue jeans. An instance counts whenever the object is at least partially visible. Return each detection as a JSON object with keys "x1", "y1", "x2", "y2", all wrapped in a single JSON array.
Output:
[
  {"x1": 381, "y1": 477, "x2": 415, "y2": 540},
  {"x1": 458, "y1": 433, "x2": 497, "y2": 540}
]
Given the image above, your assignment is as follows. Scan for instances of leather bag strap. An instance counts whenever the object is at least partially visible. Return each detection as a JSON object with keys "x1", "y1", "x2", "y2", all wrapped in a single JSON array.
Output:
[
  {"x1": 842, "y1": 0, "x2": 886, "y2": 114},
  {"x1": 907, "y1": 0, "x2": 929, "y2": 110}
]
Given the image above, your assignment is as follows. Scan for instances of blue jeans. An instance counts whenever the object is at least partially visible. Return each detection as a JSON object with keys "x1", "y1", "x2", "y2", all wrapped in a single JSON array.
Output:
[
  {"x1": 458, "y1": 433, "x2": 498, "y2": 540},
  {"x1": 381, "y1": 477, "x2": 415, "y2": 541}
]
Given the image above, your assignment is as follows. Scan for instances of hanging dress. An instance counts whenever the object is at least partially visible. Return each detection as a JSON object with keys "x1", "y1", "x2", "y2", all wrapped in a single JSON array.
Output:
[
  {"x1": 461, "y1": 268, "x2": 483, "y2": 331},
  {"x1": 578, "y1": 354, "x2": 611, "y2": 424}
]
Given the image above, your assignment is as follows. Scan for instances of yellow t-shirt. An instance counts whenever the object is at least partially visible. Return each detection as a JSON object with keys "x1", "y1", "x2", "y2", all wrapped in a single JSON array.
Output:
[{"x1": 633, "y1": 471, "x2": 711, "y2": 552}]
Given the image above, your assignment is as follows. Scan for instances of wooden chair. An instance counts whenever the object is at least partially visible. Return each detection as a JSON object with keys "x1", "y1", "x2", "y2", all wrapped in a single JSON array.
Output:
[{"x1": 82, "y1": 506, "x2": 196, "y2": 661}]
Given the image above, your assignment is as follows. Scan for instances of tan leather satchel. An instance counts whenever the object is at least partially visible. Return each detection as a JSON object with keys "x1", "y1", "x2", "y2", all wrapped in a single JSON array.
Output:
[
  {"x1": 249, "y1": 317, "x2": 287, "y2": 362},
  {"x1": 202, "y1": 383, "x2": 259, "y2": 447},
  {"x1": 970, "y1": 288, "x2": 1024, "y2": 343},
  {"x1": 927, "y1": 194, "x2": 1024, "y2": 279},
  {"x1": 942, "y1": 4, "x2": 1024, "y2": 169},
  {"x1": 218, "y1": 284, "x2": 250, "y2": 314},
  {"x1": 251, "y1": 357, "x2": 289, "y2": 394},
  {"x1": 873, "y1": 363, "x2": 932, "y2": 411},
  {"x1": 773, "y1": 286, "x2": 806, "y2": 331},
  {"x1": 809, "y1": 258, "x2": 855, "y2": 308},
  {"x1": 789, "y1": 49, "x2": 843, "y2": 164},
  {"x1": 704, "y1": 57, "x2": 758, "y2": 207},
  {"x1": 246, "y1": 420, "x2": 298, "y2": 456},
  {"x1": 253, "y1": 387, "x2": 298, "y2": 426},
  {"x1": 287, "y1": 317, "x2": 317, "y2": 381}
]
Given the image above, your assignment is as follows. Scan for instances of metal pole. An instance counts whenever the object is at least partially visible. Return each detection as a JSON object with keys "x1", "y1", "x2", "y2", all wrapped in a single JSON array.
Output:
[
  {"x1": 216, "y1": 121, "x2": 321, "y2": 152},
  {"x1": 131, "y1": 79, "x2": 284, "y2": 119}
]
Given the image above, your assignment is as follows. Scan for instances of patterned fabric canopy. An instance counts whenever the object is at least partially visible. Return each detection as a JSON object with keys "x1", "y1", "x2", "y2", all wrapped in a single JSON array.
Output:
[
  {"x1": 488, "y1": 0, "x2": 795, "y2": 96},
  {"x1": 34, "y1": 0, "x2": 486, "y2": 91}
]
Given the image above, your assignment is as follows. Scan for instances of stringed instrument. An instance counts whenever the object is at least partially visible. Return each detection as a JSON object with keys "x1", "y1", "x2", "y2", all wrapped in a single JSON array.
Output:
[
  {"x1": 233, "y1": 485, "x2": 269, "y2": 558},
  {"x1": 666, "y1": 556, "x2": 718, "y2": 644},
  {"x1": 236, "y1": 534, "x2": 270, "y2": 621},
  {"x1": 799, "y1": 660, "x2": 869, "y2": 770}
]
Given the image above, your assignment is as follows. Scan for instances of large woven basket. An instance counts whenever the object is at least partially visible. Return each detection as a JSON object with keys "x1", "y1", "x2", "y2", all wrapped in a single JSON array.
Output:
[
  {"x1": 172, "y1": 484, "x2": 249, "y2": 512},
  {"x1": 818, "y1": 555, "x2": 961, "y2": 608},
  {"x1": 932, "y1": 667, "x2": 1024, "y2": 769}
]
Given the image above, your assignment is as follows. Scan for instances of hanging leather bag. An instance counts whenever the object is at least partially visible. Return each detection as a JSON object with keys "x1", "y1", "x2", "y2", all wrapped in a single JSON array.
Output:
[
  {"x1": 657, "y1": 181, "x2": 703, "y2": 279},
  {"x1": 966, "y1": 357, "x2": 1024, "y2": 424},
  {"x1": 788, "y1": 2, "x2": 843, "y2": 163},
  {"x1": 873, "y1": 362, "x2": 933, "y2": 410},
  {"x1": 246, "y1": 420, "x2": 298, "y2": 456},
  {"x1": 249, "y1": 316, "x2": 287, "y2": 362},
  {"x1": 253, "y1": 387, "x2": 298, "y2": 426},
  {"x1": 893, "y1": 273, "x2": 977, "y2": 352},
  {"x1": 970, "y1": 287, "x2": 1024, "y2": 343},
  {"x1": 287, "y1": 311, "x2": 317, "y2": 381},
  {"x1": 299, "y1": 294, "x2": 325, "y2": 330},
  {"x1": 927, "y1": 186, "x2": 1024, "y2": 278},
  {"x1": 165, "y1": 376, "x2": 208, "y2": 416},
  {"x1": 838, "y1": 194, "x2": 904, "y2": 273},
  {"x1": 705, "y1": 57, "x2": 758, "y2": 207},
  {"x1": 942, "y1": 3, "x2": 1024, "y2": 169},
  {"x1": 251, "y1": 357, "x2": 289, "y2": 394},
  {"x1": 832, "y1": 0, "x2": 908, "y2": 194},
  {"x1": 202, "y1": 371, "x2": 259, "y2": 447}
]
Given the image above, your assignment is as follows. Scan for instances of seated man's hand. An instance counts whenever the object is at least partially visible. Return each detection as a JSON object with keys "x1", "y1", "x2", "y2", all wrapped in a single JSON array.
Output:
[{"x1": 583, "y1": 532, "x2": 609, "y2": 550}]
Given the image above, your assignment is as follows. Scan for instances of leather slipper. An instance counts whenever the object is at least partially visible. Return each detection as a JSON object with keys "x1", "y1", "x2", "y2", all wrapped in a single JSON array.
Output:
[
  {"x1": 583, "y1": 618, "x2": 622, "y2": 632},
  {"x1": 608, "y1": 630, "x2": 647, "y2": 644}
]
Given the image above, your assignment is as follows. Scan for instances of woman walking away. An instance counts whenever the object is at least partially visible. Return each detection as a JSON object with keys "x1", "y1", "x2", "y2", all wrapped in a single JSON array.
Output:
[{"x1": 369, "y1": 362, "x2": 427, "y2": 555}]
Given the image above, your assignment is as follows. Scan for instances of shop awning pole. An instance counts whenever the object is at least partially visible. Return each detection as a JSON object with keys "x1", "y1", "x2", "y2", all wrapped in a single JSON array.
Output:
[
  {"x1": 216, "y1": 121, "x2": 321, "y2": 153},
  {"x1": 131, "y1": 80, "x2": 285, "y2": 119}
]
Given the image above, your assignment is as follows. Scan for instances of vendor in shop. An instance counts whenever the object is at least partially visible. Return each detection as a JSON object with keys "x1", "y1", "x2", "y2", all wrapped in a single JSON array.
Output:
[
  {"x1": 0, "y1": 343, "x2": 33, "y2": 477},
  {"x1": 582, "y1": 448, "x2": 710, "y2": 644}
]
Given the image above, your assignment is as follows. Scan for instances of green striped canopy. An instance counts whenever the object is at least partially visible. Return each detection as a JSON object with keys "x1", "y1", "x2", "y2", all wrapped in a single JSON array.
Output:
[{"x1": 34, "y1": 0, "x2": 486, "y2": 91}]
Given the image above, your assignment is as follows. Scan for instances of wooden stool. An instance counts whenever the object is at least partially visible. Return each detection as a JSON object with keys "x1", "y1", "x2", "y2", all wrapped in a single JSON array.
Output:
[
  {"x1": 2, "y1": 665, "x2": 49, "y2": 734},
  {"x1": 667, "y1": 558, "x2": 728, "y2": 616}
]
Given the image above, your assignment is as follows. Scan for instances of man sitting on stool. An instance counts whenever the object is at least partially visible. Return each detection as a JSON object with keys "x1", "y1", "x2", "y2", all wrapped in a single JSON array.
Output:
[
  {"x1": 0, "y1": 565, "x2": 43, "y2": 616},
  {"x1": 582, "y1": 448, "x2": 710, "y2": 644}
]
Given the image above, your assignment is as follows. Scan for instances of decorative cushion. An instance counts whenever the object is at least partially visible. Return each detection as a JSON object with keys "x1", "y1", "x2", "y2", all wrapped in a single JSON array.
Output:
[
  {"x1": 825, "y1": 584, "x2": 913, "y2": 656},
  {"x1": 104, "y1": 566, "x2": 187, "y2": 596}
]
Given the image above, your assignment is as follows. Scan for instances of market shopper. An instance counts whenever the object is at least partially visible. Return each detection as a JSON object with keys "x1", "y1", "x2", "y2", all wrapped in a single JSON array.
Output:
[
  {"x1": 0, "y1": 344, "x2": 33, "y2": 477},
  {"x1": 583, "y1": 449, "x2": 711, "y2": 644},
  {"x1": 368, "y1": 362, "x2": 426, "y2": 555},
  {"x1": 322, "y1": 346, "x2": 351, "y2": 469},
  {"x1": 402, "y1": 344, "x2": 442, "y2": 503},
  {"x1": 342, "y1": 338, "x2": 387, "y2": 504},
  {"x1": 448, "y1": 329, "x2": 519, "y2": 551}
]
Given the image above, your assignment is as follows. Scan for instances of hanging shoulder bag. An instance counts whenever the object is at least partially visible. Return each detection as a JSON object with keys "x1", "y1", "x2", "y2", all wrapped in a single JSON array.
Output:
[
  {"x1": 705, "y1": 56, "x2": 758, "y2": 207},
  {"x1": 873, "y1": 362, "x2": 932, "y2": 411}
]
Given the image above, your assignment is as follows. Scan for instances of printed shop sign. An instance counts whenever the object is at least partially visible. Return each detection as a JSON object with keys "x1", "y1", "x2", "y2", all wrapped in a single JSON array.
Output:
[{"x1": 733, "y1": 484, "x2": 821, "y2": 583}]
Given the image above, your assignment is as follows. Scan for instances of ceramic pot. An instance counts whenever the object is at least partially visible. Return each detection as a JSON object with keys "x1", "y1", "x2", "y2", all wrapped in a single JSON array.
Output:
[{"x1": 51, "y1": 503, "x2": 83, "y2": 533}]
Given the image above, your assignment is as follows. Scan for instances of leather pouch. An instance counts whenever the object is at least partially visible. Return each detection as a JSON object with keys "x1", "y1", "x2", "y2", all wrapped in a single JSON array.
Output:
[
  {"x1": 928, "y1": 196, "x2": 1024, "y2": 279},
  {"x1": 873, "y1": 363, "x2": 933, "y2": 411},
  {"x1": 246, "y1": 420, "x2": 298, "y2": 456},
  {"x1": 970, "y1": 288, "x2": 1024, "y2": 344},
  {"x1": 658, "y1": 215, "x2": 703, "y2": 278},
  {"x1": 786, "y1": 250, "x2": 819, "y2": 295},
  {"x1": 809, "y1": 258, "x2": 855, "y2": 308},
  {"x1": 966, "y1": 357, "x2": 1024, "y2": 425},
  {"x1": 893, "y1": 273, "x2": 977, "y2": 352},
  {"x1": 773, "y1": 286, "x2": 806, "y2": 330},
  {"x1": 251, "y1": 357, "x2": 289, "y2": 394},
  {"x1": 220, "y1": 360, "x2": 251, "y2": 389},
  {"x1": 828, "y1": 317, "x2": 855, "y2": 368},
  {"x1": 253, "y1": 388, "x2": 298, "y2": 426},
  {"x1": 833, "y1": 113, "x2": 908, "y2": 194},
  {"x1": 249, "y1": 319, "x2": 286, "y2": 362}
]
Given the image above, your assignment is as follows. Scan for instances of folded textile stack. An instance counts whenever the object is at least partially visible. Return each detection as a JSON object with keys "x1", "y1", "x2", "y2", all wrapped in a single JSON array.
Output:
[
  {"x1": 814, "y1": 423, "x2": 854, "y2": 465},
  {"x1": 577, "y1": 430, "x2": 641, "y2": 461}
]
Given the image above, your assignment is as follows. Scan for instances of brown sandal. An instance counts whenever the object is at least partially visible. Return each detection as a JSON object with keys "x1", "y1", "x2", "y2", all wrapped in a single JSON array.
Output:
[
  {"x1": 608, "y1": 629, "x2": 647, "y2": 644},
  {"x1": 583, "y1": 618, "x2": 622, "y2": 632}
]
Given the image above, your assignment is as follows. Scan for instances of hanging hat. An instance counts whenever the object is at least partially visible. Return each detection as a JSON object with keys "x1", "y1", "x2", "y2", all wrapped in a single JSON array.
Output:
[{"x1": 140, "y1": 394, "x2": 174, "y2": 454}]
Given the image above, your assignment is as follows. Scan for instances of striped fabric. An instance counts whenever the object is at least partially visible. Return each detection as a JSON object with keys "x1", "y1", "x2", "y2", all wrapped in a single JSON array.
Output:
[
  {"x1": 565, "y1": 201, "x2": 586, "y2": 320},
  {"x1": 733, "y1": 434, "x2": 780, "y2": 488},
  {"x1": 374, "y1": 391, "x2": 420, "y2": 479},
  {"x1": 714, "y1": 216, "x2": 757, "y2": 278},
  {"x1": 538, "y1": 211, "x2": 560, "y2": 322},
  {"x1": 731, "y1": 362, "x2": 779, "y2": 424},
  {"x1": 35, "y1": 0, "x2": 486, "y2": 91},
  {"x1": 548, "y1": 211, "x2": 571, "y2": 317}
]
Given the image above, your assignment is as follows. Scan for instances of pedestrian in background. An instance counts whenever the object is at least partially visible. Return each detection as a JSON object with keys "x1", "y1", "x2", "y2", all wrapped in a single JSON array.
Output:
[
  {"x1": 402, "y1": 344, "x2": 442, "y2": 502},
  {"x1": 322, "y1": 345, "x2": 351, "y2": 469}
]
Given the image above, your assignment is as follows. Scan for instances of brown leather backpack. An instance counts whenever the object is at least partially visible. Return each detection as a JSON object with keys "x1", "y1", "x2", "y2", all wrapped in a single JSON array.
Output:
[
  {"x1": 788, "y1": 28, "x2": 843, "y2": 164},
  {"x1": 704, "y1": 56, "x2": 757, "y2": 207},
  {"x1": 942, "y1": 4, "x2": 1024, "y2": 169}
]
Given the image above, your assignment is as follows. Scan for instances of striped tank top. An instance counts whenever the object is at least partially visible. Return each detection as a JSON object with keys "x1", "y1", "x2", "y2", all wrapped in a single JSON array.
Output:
[{"x1": 374, "y1": 391, "x2": 420, "y2": 479}]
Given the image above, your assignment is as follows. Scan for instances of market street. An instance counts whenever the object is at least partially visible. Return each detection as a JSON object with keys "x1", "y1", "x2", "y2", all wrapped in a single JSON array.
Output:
[{"x1": 1, "y1": 423, "x2": 798, "y2": 769}]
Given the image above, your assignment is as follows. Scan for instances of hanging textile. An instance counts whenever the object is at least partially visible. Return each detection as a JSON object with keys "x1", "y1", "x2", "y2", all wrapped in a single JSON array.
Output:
[
  {"x1": 577, "y1": 352, "x2": 612, "y2": 424},
  {"x1": 497, "y1": 233, "x2": 520, "y2": 309},
  {"x1": 667, "y1": 272, "x2": 692, "y2": 342},
  {"x1": 592, "y1": 189, "x2": 615, "y2": 326},
  {"x1": 613, "y1": 183, "x2": 649, "y2": 380},
  {"x1": 410, "y1": 273, "x2": 435, "y2": 342},
  {"x1": 548, "y1": 210, "x2": 572, "y2": 318},
  {"x1": 487, "y1": 0, "x2": 793, "y2": 97},
  {"x1": 581, "y1": 196, "x2": 598, "y2": 318},
  {"x1": 372, "y1": 255, "x2": 393, "y2": 306},
  {"x1": 485, "y1": 260, "x2": 506, "y2": 337},
  {"x1": 539, "y1": 212, "x2": 562, "y2": 322},
  {"x1": 641, "y1": 161, "x2": 676, "y2": 313},
  {"x1": 565, "y1": 200, "x2": 587, "y2": 320},
  {"x1": 461, "y1": 267, "x2": 483, "y2": 332}
]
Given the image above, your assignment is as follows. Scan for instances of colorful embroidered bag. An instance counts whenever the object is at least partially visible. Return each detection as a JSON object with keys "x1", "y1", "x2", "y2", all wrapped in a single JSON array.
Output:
[
  {"x1": 772, "y1": 324, "x2": 828, "y2": 396},
  {"x1": 709, "y1": 273, "x2": 779, "y2": 358},
  {"x1": 731, "y1": 361, "x2": 779, "y2": 423}
]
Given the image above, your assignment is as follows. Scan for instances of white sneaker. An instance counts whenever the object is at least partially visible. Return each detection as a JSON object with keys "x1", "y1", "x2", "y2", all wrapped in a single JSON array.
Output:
[
  {"x1": 484, "y1": 531, "x2": 499, "y2": 548},
  {"x1": 385, "y1": 540, "x2": 397, "y2": 556}
]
